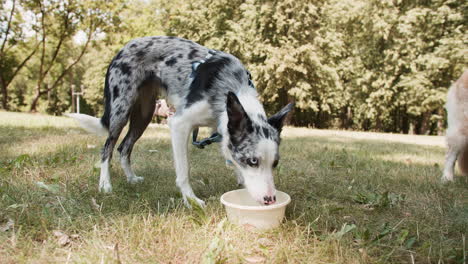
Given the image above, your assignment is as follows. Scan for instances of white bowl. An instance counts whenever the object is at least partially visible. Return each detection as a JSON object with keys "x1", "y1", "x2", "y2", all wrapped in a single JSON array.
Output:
[{"x1": 220, "y1": 189, "x2": 291, "y2": 229}]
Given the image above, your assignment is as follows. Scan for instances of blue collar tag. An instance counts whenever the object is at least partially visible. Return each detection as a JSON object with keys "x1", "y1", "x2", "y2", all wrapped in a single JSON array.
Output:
[{"x1": 225, "y1": 159, "x2": 234, "y2": 167}]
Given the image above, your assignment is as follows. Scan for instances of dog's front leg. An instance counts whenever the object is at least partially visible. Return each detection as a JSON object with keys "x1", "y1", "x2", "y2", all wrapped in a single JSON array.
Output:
[
  {"x1": 442, "y1": 144, "x2": 459, "y2": 182},
  {"x1": 169, "y1": 116, "x2": 206, "y2": 207},
  {"x1": 442, "y1": 131, "x2": 463, "y2": 183},
  {"x1": 235, "y1": 169, "x2": 244, "y2": 187}
]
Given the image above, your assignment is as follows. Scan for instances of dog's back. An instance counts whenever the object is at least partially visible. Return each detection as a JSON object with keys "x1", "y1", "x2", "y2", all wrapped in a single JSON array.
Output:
[{"x1": 446, "y1": 70, "x2": 468, "y2": 175}]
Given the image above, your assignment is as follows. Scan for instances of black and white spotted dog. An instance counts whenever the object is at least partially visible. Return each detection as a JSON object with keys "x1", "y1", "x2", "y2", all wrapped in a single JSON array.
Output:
[{"x1": 68, "y1": 36, "x2": 293, "y2": 207}]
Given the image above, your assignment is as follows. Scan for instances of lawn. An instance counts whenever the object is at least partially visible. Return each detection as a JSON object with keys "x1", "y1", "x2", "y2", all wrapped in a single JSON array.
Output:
[{"x1": 0, "y1": 111, "x2": 466, "y2": 263}]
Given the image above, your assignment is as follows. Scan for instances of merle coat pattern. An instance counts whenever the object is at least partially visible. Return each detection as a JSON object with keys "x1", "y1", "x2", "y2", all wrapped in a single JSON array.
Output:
[{"x1": 69, "y1": 36, "x2": 293, "y2": 207}]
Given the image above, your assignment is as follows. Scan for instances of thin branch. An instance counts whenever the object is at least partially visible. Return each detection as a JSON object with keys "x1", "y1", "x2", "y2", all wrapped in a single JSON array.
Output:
[
  {"x1": 37, "y1": 0, "x2": 47, "y2": 93},
  {"x1": 42, "y1": 33, "x2": 65, "y2": 79},
  {"x1": 0, "y1": 0, "x2": 16, "y2": 56},
  {"x1": 29, "y1": 0, "x2": 47, "y2": 112},
  {"x1": 42, "y1": 5, "x2": 71, "y2": 78},
  {"x1": 48, "y1": 21, "x2": 94, "y2": 93},
  {"x1": 4, "y1": 41, "x2": 41, "y2": 88}
]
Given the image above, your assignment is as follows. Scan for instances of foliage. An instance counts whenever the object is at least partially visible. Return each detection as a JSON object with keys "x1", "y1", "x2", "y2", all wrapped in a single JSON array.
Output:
[
  {"x1": 1, "y1": 0, "x2": 467, "y2": 134},
  {"x1": 0, "y1": 0, "x2": 124, "y2": 113}
]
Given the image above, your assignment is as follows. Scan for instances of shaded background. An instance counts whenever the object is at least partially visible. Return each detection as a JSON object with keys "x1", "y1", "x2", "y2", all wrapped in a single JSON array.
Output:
[{"x1": 0, "y1": 0, "x2": 467, "y2": 134}]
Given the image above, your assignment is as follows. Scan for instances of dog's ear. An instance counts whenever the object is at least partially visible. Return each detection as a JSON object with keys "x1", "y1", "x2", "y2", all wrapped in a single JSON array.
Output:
[
  {"x1": 226, "y1": 92, "x2": 252, "y2": 144},
  {"x1": 268, "y1": 102, "x2": 294, "y2": 133}
]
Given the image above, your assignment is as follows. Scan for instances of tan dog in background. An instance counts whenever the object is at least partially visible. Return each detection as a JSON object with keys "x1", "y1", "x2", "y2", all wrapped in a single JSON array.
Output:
[{"x1": 442, "y1": 69, "x2": 468, "y2": 182}]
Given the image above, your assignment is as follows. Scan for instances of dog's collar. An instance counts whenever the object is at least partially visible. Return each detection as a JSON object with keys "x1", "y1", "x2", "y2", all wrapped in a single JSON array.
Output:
[
  {"x1": 190, "y1": 49, "x2": 217, "y2": 78},
  {"x1": 189, "y1": 50, "x2": 222, "y2": 149},
  {"x1": 246, "y1": 70, "x2": 255, "y2": 89},
  {"x1": 192, "y1": 128, "x2": 222, "y2": 149}
]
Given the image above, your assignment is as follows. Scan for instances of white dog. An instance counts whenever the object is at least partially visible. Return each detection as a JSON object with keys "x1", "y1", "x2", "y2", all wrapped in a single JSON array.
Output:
[{"x1": 442, "y1": 69, "x2": 468, "y2": 182}]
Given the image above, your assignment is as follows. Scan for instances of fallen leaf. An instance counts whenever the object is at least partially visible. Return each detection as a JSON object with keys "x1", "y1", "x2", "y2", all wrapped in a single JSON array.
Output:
[
  {"x1": 36, "y1": 181, "x2": 60, "y2": 193},
  {"x1": 243, "y1": 223, "x2": 257, "y2": 232},
  {"x1": 361, "y1": 204, "x2": 375, "y2": 211},
  {"x1": 53, "y1": 230, "x2": 70, "y2": 246},
  {"x1": 245, "y1": 256, "x2": 266, "y2": 263},
  {"x1": 91, "y1": 198, "x2": 101, "y2": 211},
  {"x1": 257, "y1": 238, "x2": 273, "y2": 247},
  {"x1": 1, "y1": 218, "x2": 14, "y2": 232}
]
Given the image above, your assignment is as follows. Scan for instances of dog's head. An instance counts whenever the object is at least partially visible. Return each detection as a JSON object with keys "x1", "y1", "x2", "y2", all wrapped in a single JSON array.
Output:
[{"x1": 225, "y1": 92, "x2": 293, "y2": 205}]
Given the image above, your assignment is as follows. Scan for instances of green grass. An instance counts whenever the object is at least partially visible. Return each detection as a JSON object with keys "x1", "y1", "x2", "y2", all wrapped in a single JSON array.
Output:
[{"x1": 0, "y1": 111, "x2": 466, "y2": 263}]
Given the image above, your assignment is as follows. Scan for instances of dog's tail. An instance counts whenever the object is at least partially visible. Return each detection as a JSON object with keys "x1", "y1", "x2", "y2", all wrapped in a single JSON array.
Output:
[
  {"x1": 66, "y1": 61, "x2": 112, "y2": 137},
  {"x1": 459, "y1": 144, "x2": 468, "y2": 176},
  {"x1": 100, "y1": 58, "x2": 112, "y2": 130},
  {"x1": 66, "y1": 113, "x2": 108, "y2": 137}
]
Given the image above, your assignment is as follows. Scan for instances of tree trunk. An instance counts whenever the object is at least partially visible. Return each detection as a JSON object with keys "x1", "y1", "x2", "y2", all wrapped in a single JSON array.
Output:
[
  {"x1": 30, "y1": 91, "x2": 42, "y2": 112},
  {"x1": 0, "y1": 0, "x2": 15, "y2": 110},
  {"x1": 437, "y1": 108, "x2": 445, "y2": 136},
  {"x1": 419, "y1": 112, "x2": 431, "y2": 135},
  {"x1": 375, "y1": 116, "x2": 382, "y2": 131},
  {"x1": 0, "y1": 75, "x2": 9, "y2": 110},
  {"x1": 0, "y1": 42, "x2": 40, "y2": 111},
  {"x1": 30, "y1": 84, "x2": 50, "y2": 112}
]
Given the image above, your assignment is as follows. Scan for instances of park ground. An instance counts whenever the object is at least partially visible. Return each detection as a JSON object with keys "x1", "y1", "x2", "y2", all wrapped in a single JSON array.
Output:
[{"x1": 0, "y1": 111, "x2": 466, "y2": 263}]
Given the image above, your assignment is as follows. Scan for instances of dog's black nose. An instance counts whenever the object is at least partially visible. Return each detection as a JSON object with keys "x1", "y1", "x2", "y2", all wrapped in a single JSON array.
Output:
[{"x1": 263, "y1": 195, "x2": 276, "y2": 205}]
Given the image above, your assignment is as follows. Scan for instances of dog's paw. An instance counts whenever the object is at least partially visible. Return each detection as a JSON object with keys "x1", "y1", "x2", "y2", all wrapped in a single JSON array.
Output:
[
  {"x1": 441, "y1": 174, "x2": 454, "y2": 183},
  {"x1": 127, "y1": 176, "x2": 144, "y2": 184},
  {"x1": 236, "y1": 176, "x2": 244, "y2": 186},
  {"x1": 184, "y1": 196, "x2": 206, "y2": 209},
  {"x1": 99, "y1": 183, "x2": 112, "y2": 193},
  {"x1": 237, "y1": 178, "x2": 244, "y2": 186},
  {"x1": 235, "y1": 171, "x2": 244, "y2": 186}
]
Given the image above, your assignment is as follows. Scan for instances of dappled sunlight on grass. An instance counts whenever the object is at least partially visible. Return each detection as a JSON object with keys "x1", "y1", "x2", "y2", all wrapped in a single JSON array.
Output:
[
  {"x1": 3, "y1": 133, "x2": 100, "y2": 159},
  {"x1": 376, "y1": 153, "x2": 443, "y2": 167},
  {"x1": 284, "y1": 127, "x2": 446, "y2": 147},
  {"x1": 0, "y1": 111, "x2": 77, "y2": 128}
]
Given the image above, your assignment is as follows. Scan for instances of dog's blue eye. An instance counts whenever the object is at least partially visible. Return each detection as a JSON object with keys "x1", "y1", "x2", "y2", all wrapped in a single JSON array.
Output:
[{"x1": 246, "y1": 157, "x2": 259, "y2": 167}]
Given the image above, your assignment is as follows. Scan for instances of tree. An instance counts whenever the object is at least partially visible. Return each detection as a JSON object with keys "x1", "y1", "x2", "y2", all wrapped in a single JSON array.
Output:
[
  {"x1": 1, "y1": 0, "x2": 466, "y2": 133},
  {"x1": 163, "y1": 0, "x2": 467, "y2": 133},
  {"x1": 24, "y1": 0, "x2": 122, "y2": 112},
  {"x1": 82, "y1": 0, "x2": 169, "y2": 115},
  {"x1": 0, "y1": 0, "x2": 40, "y2": 110}
]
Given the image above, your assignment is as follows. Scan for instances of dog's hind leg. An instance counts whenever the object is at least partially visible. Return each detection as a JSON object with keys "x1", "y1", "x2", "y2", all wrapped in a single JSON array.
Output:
[
  {"x1": 100, "y1": 114, "x2": 128, "y2": 192},
  {"x1": 169, "y1": 115, "x2": 205, "y2": 207},
  {"x1": 118, "y1": 82, "x2": 157, "y2": 184},
  {"x1": 99, "y1": 87, "x2": 138, "y2": 192}
]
